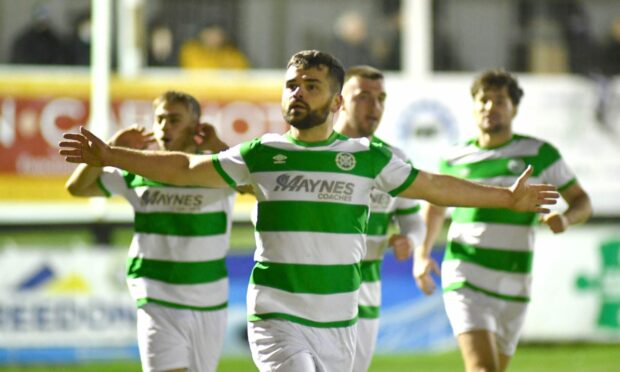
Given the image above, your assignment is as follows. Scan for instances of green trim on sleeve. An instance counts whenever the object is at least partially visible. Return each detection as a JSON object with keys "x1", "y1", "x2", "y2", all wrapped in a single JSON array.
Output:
[
  {"x1": 388, "y1": 167, "x2": 419, "y2": 197},
  {"x1": 394, "y1": 204, "x2": 421, "y2": 215},
  {"x1": 211, "y1": 154, "x2": 237, "y2": 189},
  {"x1": 95, "y1": 177, "x2": 111, "y2": 197},
  {"x1": 558, "y1": 177, "x2": 577, "y2": 192}
]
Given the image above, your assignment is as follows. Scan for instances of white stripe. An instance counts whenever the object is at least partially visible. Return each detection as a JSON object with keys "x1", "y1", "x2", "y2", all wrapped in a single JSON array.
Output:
[
  {"x1": 128, "y1": 233, "x2": 229, "y2": 261},
  {"x1": 471, "y1": 175, "x2": 543, "y2": 188},
  {"x1": 364, "y1": 237, "x2": 387, "y2": 261},
  {"x1": 441, "y1": 260, "x2": 531, "y2": 298},
  {"x1": 540, "y1": 158, "x2": 576, "y2": 187},
  {"x1": 252, "y1": 171, "x2": 373, "y2": 205},
  {"x1": 359, "y1": 281, "x2": 381, "y2": 307},
  {"x1": 260, "y1": 134, "x2": 372, "y2": 153},
  {"x1": 446, "y1": 138, "x2": 543, "y2": 165},
  {"x1": 254, "y1": 231, "x2": 365, "y2": 264},
  {"x1": 448, "y1": 222, "x2": 534, "y2": 251},
  {"x1": 373, "y1": 156, "x2": 415, "y2": 194},
  {"x1": 247, "y1": 284, "x2": 358, "y2": 323},
  {"x1": 127, "y1": 277, "x2": 228, "y2": 307}
]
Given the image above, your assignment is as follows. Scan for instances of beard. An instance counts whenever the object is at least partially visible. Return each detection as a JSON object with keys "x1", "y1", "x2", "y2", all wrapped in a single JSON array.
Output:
[{"x1": 283, "y1": 99, "x2": 332, "y2": 130}]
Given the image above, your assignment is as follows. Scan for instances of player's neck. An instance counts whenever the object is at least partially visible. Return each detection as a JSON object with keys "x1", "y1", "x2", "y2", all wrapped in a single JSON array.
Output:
[
  {"x1": 289, "y1": 121, "x2": 333, "y2": 143},
  {"x1": 478, "y1": 131, "x2": 512, "y2": 149}
]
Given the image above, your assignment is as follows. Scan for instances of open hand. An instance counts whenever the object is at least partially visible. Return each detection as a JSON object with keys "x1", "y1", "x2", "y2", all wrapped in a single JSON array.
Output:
[
  {"x1": 59, "y1": 126, "x2": 108, "y2": 166},
  {"x1": 194, "y1": 122, "x2": 228, "y2": 153},
  {"x1": 109, "y1": 124, "x2": 155, "y2": 149},
  {"x1": 509, "y1": 165, "x2": 559, "y2": 213}
]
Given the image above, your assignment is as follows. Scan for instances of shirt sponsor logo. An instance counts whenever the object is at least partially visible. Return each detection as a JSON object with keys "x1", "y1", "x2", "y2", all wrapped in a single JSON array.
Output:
[
  {"x1": 370, "y1": 190, "x2": 392, "y2": 209},
  {"x1": 274, "y1": 174, "x2": 354, "y2": 202},
  {"x1": 335, "y1": 152, "x2": 356, "y2": 171},
  {"x1": 140, "y1": 190, "x2": 203, "y2": 208},
  {"x1": 273, "y1": 154, "x2": 287, "y2": 164}
]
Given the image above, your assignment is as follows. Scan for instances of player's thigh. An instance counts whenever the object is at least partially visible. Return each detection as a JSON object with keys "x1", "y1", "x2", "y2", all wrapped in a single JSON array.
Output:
[
  {"x1": 353, "y1": 318, "x2": 379, "y2": 372},
  {"x1": 248, "y1": 319, "x2": 355, "y2": 372},
  {"x1": 136, "y1": 304, "x2": 191, "y2": 372},
  {"x1": 190, "y1": 308, "x2": 227, "y2": 372},
  {"x1": 495, "y1": 301, "x2": 528, "y2": 357},
  {"x1": 457, "y1": 329, "x2": 500, "y2": 372},
  {"x1": 443, "y1": 288, "x2": 496, "y2": 336}
]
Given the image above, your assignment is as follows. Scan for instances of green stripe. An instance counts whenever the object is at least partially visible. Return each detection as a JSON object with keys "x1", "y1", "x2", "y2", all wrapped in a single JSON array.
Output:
[
  {"x1": 239, "y1": 138, "x2": 392, "y2": 179},
  {"x1": 136, "y1": 297, "x2": 227, "y2": 311},
  {"x1": 248, "y1": 312, "x2": 357, "y2": 328},
  {"x1": 389, "y1": 168, "x2": 419, "y2": 196},
  {"x1": 250, "y1": 261, "x2": 361, "y2": 294},
  {"x1": 361, "y1": 260, "x2": 381, "y2": 282},
  {"x1": 444, "y1": 241, "x2": 533, "y2": 273},
  {"x1": 122, "y1": 171, "x2": 178, "y2": 188},
  {"x1": 96, "y1": 177, "x2": 111, "y2": 197},
  {"x1": 134, "y1": 211, "x2": 228, "y2": 236},
  {"x1": 394, "y1": 204, "x2": 421, "y2": 215},
  {"x1": 451, "y1": 207, "x2": 537, "y2": 225},
  {"x1": 367, "y1": 212, "x2": 390, "y2": 236},
  {"x1": 443, "y1": 281, "x2": 529, "y2": 302},
  {"x1": 127, "y1": 257, "x2": 227, "y2": 284},
  {"x1": 256, "y1": 201, "x2": 368, "y2": 234},
  {"x1": 212, "y1": 154, "x2": 237, "y2": 189},
  {"x1": 358, "y1": 305, "x2": 380, "y2": 319}
]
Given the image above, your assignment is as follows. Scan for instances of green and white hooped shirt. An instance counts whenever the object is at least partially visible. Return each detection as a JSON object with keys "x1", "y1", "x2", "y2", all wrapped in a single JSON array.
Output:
[
  {"x1": 439, "y1": 134, "x2": 577, "y2": 302},
  {"x1": 98, "y1": 169, "x2": 236, "y2": 311},
  {"x1": 212, "y1": 131, "x2": 418, "y2": 328},
  {"x1": 359, "y1": 137, "x2": 423, "y2": 320}
]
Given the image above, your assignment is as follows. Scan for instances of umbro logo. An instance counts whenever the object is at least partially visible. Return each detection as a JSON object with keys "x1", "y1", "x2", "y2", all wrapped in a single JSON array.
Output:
[{"x1": 273, "y1": 154, "x2": 287, "y2": 164}]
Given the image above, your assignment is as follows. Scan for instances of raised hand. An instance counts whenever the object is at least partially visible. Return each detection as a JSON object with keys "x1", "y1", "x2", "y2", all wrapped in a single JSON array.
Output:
[
  {"x1": 509, "y1": 165, "x2": 559, "y2": 213},
  {"x1": 59, "y1": 126, "x2": 109, "y2": 166},
  {"x1": 109, "y1": 124, "x2": 155, "y2": 150},
  {"x1": 194, "y1": 123, "x2": 229, "y2": 153}
]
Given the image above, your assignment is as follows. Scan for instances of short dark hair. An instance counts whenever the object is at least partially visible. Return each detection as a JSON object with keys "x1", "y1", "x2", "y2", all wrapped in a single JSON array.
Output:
[
  {"x1": 345, "y1": 65, "x2": 384, "y2": 82},
  {"x1": 287, "y1": 50, "x2": 345, "y2": 94},
  {"x1": 153, "y1": 91, "x2": 201, "y2": 121},
  {"x1": 471, "y1": 69, "x2": 524, "y2": 106}
]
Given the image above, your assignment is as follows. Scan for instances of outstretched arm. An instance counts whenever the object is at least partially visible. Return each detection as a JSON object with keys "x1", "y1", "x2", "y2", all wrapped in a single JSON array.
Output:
[
  {"x1": 60, "y1": 127, "x2": 228, "y2": 188},
  {"x1": 65, "y1": 125, "x2": 156, "y2": 197},
  {"x1": 399, "y1": 165, "x2": 559, "y2": 213}
]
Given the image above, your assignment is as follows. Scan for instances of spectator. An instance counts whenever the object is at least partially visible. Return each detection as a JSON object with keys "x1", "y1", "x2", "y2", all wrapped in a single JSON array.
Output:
[
  {"x1": 179, "y1": 23, "x2": 249, "y2": 69},
  {"x1": 147, "y1": 21, "x2": 177, "y2": 67},
  {"x1": 66, "y1": 11, "x2": 91, "y2": 65},
  {"x1": 330, "y1": 10, "x2": 373, "y2": 69},
  {"x1": 600, "y1": 16, "x2": 620, "y2": 76},
  {"x1": 10, "y1": 4, "x2": 68, "y2": 65}
]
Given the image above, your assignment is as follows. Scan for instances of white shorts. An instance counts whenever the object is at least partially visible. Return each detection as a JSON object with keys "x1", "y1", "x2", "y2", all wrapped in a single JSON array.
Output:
[
  {"x1": 136, "y1": 303, "x2": 227, "y2": 372},
  {"x1": 247, "y1": 319, "x2": 356, "y2": 372},
  {"x1": 443, "y1": 287, "x2": 528, "y2": 356},
  {"x1": 353, "y1": 318, "x2": 379, "y2": 372}
]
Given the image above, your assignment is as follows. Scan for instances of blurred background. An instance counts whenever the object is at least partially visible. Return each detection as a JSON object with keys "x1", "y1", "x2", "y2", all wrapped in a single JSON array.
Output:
[{"x1": 0, "y1": 0, "x2": 619, "y2": 370}]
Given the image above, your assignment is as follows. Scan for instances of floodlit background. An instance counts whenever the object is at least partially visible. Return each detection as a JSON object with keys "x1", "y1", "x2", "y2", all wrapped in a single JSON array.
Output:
[{"x1": 0, "y1": 0, "x2": 619, "y2": 370}]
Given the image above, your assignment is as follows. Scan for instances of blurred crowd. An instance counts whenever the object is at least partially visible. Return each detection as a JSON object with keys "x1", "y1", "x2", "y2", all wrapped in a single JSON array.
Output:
[{"x1": 6, "y1": 1, "x2": 620, "y2": 76}]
